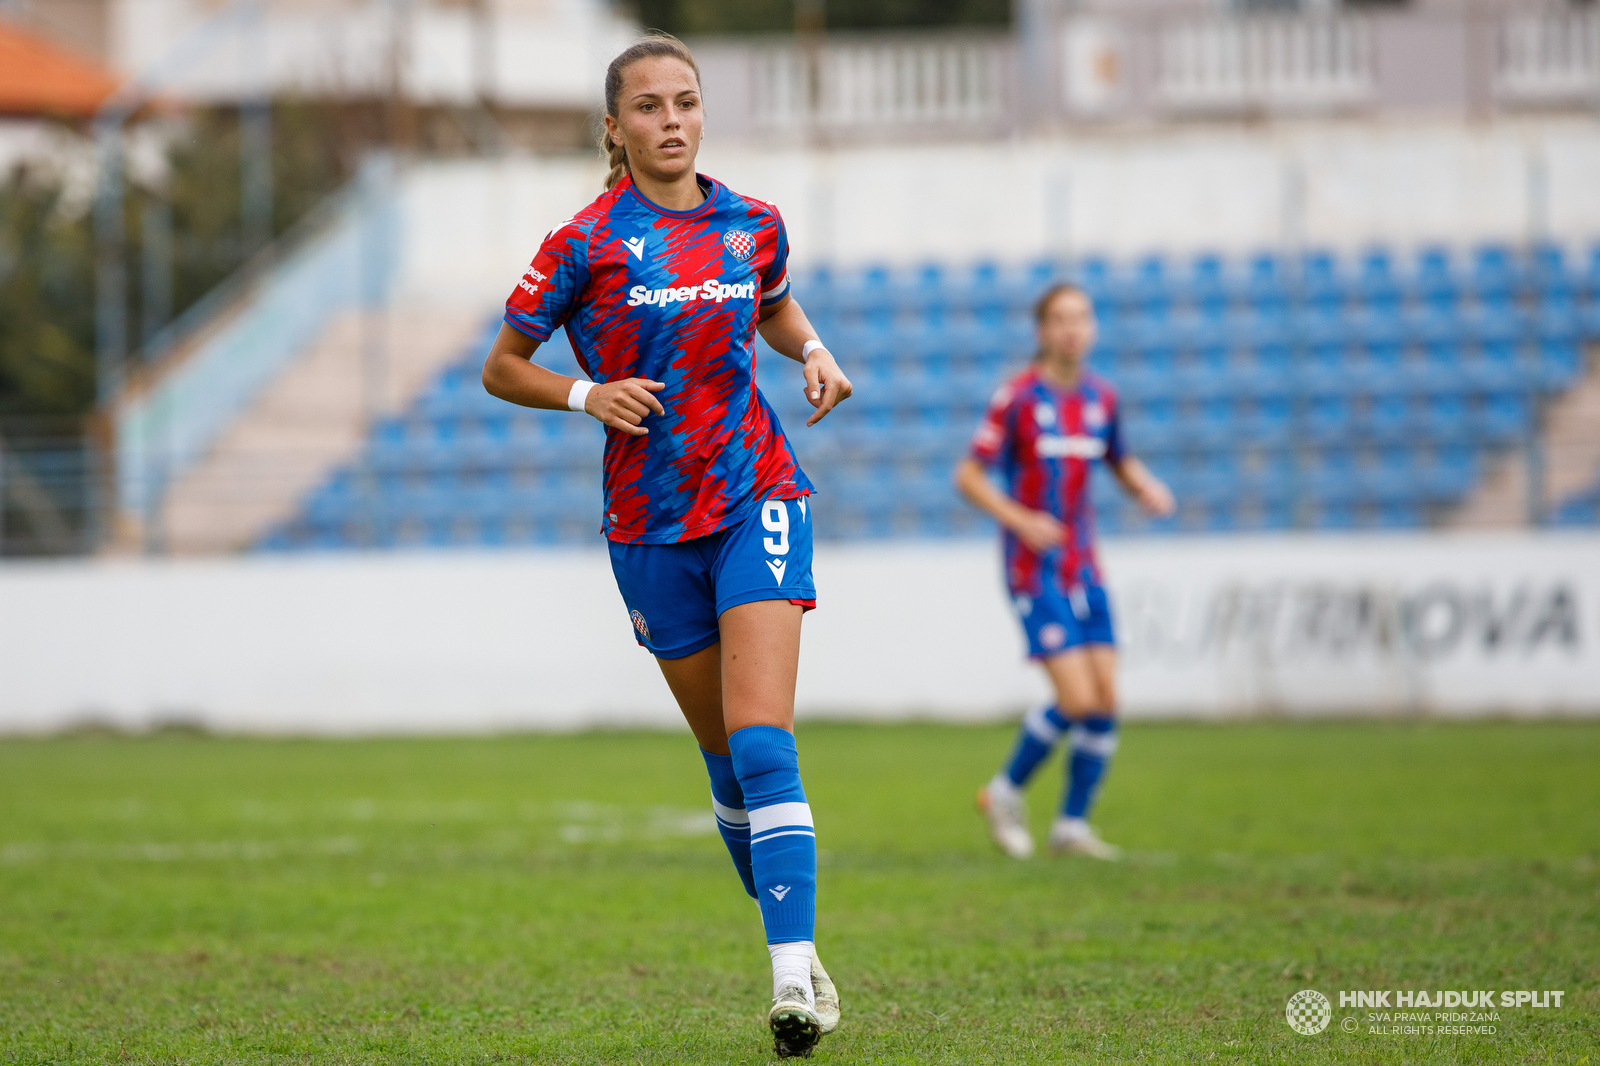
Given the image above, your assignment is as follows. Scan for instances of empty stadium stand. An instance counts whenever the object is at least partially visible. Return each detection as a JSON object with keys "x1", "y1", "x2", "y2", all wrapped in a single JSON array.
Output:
[{"x1": 258, "y1": 242, "x2": 1600, "y2": 550}]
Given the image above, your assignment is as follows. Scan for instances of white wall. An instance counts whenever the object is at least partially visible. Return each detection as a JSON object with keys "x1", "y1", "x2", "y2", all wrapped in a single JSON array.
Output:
[
  {"x1": 109, "y1": 0, "x2": 633, "y2": 107},
  {"x1": 388, "y1": 117, "x2": 1600, "y2": 312},
  {"x1": 2, "y1": 532, "x2": 1594, "y2": 734}
]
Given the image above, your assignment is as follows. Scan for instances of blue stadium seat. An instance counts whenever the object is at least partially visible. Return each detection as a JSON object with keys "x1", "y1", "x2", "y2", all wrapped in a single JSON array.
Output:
[
  {"x1": 1413, "y1": 245, "x2": 1461, "y2": 312},
  {"x1": 1583, "y1": 244, "x2": 1600, "y2": 301},
  {"x1": 1471, "y1": 243, "x2": 1522, "y2": 303},
  {"x1": 1529, "y1": 242, "x2": 1575, "y2": 302},
  {"x1": 1301, "y1": 249, "x2": 1343, "y2": 312},
  {"x1": 263, "y1": 242, "x2": 1600, "y2": 551},
  {"x1": 1540, "y1": 340, "x2": 1582, "y2": 390},
  {"x1": 1423, "y1": 446, "x2": 1478, "y2": 500},
  {"x1": 1188, "y1": 253, "x2": 1230, "y2": 314},
  {"x1": 1356, "y1": 248, "x2": 1403, "y2": 313},
  {"x1": 1479, "y1": 392, "x2": 1532, "y2": 441}
]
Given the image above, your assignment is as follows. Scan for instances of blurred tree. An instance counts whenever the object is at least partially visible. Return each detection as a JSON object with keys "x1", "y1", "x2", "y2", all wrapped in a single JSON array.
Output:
[
  {"x1": 0, "y1": 100, "x2": 379, "y2": 420},
  {"x1": 636, "y1": 0, "x2": 1011, "y2": 35},
  {"x1": 162, "y1": 99, "x2": 380, "y2": 331},
  {"x1": 0, "y1": 167, "x2": 96, "y2": 418}
]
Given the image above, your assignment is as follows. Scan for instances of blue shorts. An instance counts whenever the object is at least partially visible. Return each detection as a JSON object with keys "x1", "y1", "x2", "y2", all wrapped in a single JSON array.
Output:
[
  {"x1": 1012, "y1": 582, "x2": 1115, "y2": 659},
  {"x1": 608, "y1": 495, "x2": 816, "y2": 660}
]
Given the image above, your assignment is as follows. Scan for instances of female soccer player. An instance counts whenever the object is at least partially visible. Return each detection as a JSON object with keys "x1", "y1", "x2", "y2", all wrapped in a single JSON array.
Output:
[
  {"x1": 957, "y1": 283, "x2": 1174, "y2": 862},
  {"x1": 481, "y1": 35, "x2": 850, "y2": 1058}
]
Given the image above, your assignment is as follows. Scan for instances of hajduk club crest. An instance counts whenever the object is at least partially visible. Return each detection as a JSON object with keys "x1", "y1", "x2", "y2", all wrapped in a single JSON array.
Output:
[{"x1": 723, "y1": 229, "x2": 755, "y2": 261}]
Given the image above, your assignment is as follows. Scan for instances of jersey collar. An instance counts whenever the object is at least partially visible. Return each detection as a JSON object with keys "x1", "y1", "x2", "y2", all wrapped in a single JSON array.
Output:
[{"x1": 621, "y1": 172, "x2": 721, "y2": 220}]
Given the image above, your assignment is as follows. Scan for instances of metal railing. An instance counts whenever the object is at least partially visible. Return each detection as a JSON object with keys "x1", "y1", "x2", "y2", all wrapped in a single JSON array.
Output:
[
  {"x1": 697, "y1": 2, "x2": 1598, "y2": 143},
  {"x1": 1155, "y1": 15, "x2": 1376, "y2": 112},
  {"x1": 750, "y1": 34, "x2": 1011, "y2": 132},
  {"x1": 114, "y1": 157, "x2": 400, "y2": 523},
  {"x1": 1496, "y1": 8, "x2": 1600, "y2": 105},
  {"x1": 0, "y1": 422, "x2": 106, "y2": 557}
]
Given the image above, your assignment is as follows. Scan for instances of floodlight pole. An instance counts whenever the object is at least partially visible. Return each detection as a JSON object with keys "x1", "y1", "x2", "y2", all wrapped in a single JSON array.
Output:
[
  {"x1": 89, "y1": 0, "x2": 256, "y2": 549},
  {"x1": 93, "y1": 113, "x2": 129, "y2": 408},
  {"x1": 240, "y1": 0, "x2": 272, "y2": 253}
]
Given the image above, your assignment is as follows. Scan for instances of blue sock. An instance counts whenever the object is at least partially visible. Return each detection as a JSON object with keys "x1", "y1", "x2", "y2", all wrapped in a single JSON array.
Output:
[
  {"x1": 1063, "y1": 715, "x2": 1118, "y2": 819},
  {"x1": 700, "y1": 748, "x2": 756, "y2": 899},
  {"x1": 727, "y1": 725, "x2": 815, "y2": 945},
  {"x1": 1001, "y1": 704, "x2": 1071, "y2": 788}
]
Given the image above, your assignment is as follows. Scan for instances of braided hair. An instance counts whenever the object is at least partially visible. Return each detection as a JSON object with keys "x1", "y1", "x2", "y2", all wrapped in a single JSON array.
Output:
[{"x1": 601, "y1": 34, "x2": 701, "y2": 191}]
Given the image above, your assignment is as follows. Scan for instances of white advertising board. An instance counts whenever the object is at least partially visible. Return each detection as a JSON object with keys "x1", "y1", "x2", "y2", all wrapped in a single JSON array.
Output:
[{"x1": 0, "y1": 532, "x2": 1594, "y2": 734}]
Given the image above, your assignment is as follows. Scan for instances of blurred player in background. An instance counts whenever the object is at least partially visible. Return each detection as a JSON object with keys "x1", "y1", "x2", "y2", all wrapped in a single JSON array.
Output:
[
  {"x1": 481, "y1": 34, "x2": 851, "y2": 1058},
  {"x1": 956, "y1": 283, "x2": 1175, "y2": 861}
]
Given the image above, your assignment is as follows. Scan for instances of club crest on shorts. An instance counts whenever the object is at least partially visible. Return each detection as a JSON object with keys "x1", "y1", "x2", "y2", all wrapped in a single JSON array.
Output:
[
  {"x1": 722, "y1": 229, "x2": 755, "y2": 261},
  {"x1": 629, "y1": 609, "x2": 651, "y2": 642}
]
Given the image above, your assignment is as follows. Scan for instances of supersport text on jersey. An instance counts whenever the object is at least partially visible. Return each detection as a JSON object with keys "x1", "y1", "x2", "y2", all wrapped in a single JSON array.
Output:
[
  {"x1": 504, "y1": 173, "x2": 812, "y2": 544},
  {"x1": 969, "y1": 365, "x2": 1123, "y2": 598}
]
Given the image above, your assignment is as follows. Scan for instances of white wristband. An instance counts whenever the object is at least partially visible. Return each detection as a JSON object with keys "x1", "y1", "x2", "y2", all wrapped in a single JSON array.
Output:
[
  {"x1": 567, "y1": 379, "x2": 594, "y2": 413},
  {"x1": 801, "y1": 339, "x2": 827, "y2": 363}
]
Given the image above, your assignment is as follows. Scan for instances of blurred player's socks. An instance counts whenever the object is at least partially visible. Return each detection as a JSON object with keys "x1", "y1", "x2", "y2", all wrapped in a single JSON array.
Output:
[
  {"x1": 728, "y1": 725, "x2": 817, "y2": 1000},
  {"x1": 700, "y1": 748, "x2": 757, "y2": 899},
  {"x1": 999, "y1": 704, "x2": 1071, "y2": 788},
  {"x1": 1062, "y1": 715, "x2": 1118, "y2": 820}
]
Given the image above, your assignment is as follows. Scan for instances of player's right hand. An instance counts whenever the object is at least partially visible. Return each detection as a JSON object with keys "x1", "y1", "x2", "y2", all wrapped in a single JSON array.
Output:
[
  {"x1": 1009, "y1": 508, "x2": 1067, "y2": 554},
  {"x1": 585, "y1": 377, "x2": 666, "y2": 436}
]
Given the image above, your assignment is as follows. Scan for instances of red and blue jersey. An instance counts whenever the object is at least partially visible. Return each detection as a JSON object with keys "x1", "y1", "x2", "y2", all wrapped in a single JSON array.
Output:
[
  {"x1": 504, "y1": 172, "x2": 813, "y2": 544},
  {"x1": 969, "y1": 365, "x2": 1124, "y2": 596}
]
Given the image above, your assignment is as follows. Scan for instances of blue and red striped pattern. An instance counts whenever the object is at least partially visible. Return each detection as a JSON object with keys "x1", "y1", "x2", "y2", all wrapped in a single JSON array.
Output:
[
  {"x1": 970, "y1": 366, "x2": 1123, "y2": 596},
  {"x1": 504, "y1": 173, "x2": 811, "y2": 544}
]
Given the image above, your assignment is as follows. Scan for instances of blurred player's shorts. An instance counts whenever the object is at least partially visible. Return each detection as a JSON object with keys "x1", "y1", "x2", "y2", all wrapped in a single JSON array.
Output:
[
  {"x1": 608, "y1": 495, "x2": 816, "y2": 659},
  {"x1": 1012, "y1": 582, "x2": 1114, "y2": 659}
]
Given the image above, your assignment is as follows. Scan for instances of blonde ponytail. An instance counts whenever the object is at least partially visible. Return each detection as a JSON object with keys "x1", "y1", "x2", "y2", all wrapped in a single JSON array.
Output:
[{"x1": 600, "y1": 33, "x2": 701, "y2": 192}]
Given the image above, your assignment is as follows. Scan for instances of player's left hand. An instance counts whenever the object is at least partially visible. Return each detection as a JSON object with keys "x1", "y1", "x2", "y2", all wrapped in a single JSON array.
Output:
[
  {"x1": 1137, "y1": 476, "x2": 1176, "y2": 518},
  {"x1": 802, "y1": 348, "x2": 853, "y2": 427}
]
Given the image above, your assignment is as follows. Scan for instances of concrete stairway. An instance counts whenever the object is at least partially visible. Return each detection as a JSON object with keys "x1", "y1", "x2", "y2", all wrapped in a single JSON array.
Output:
[
  {"x1": 1450, "y1": 344, "x2": 1600, "y2": 528},
  {"x1": 150, "y1": 308, "x2": 490, "y2": 554}
]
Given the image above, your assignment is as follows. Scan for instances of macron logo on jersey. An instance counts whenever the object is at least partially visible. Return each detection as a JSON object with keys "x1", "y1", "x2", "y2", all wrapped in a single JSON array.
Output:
[
  {"x1": 627, "y1": 278, "x2": 758, "y2": 308},
  {"x1": 622, "y1": 236, "x2": 647, "y2": 260}
]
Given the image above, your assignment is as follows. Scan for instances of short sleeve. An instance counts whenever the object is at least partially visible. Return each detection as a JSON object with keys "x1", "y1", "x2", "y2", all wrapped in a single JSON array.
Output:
[
  {"x1": 504, "y1": 219, "x2": 591, "y2": 342},
  {"x1": 1103, "y1": 393, "x2": 1124, "y2": 464},
  {"x1": 759, "y1": 203, "x2": 791, "y2": 307},
  {"x1": 969, "y1": 382, "x2": 1016, "y2": 467}
]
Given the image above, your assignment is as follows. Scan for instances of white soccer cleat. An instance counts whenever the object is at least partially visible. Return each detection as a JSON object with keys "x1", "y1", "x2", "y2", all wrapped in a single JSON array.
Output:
[
  {"x1": 977, "y1": 780, "x2": 1035, "y2": 859},
  {"x1": 811, "y1": 952, "x2": 840, "y2": 1034},
  {"x1": 1048, "y1": 818, "x2": 1123, "y2": 861},
  {"x1": 769, "y1": 983, "x2": 823, "y2": 1058}
]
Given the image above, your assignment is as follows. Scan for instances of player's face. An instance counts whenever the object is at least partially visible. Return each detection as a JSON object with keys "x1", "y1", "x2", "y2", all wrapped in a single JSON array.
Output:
[
  {"x1": 608, "y1": 57, "x2": 703, "y2": 185},
  {"x1": 1037, "y1": 290, "x2": 1097, "y2": 364}
]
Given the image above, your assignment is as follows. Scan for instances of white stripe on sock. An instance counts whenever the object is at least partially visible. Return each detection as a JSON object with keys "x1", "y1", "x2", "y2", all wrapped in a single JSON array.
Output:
[
  {"x1": 1024, "y1": 703, "x2": 1064, "y2": 743},
  {"x1": 750, "y1": 828, "x2": 816, "y2": 844},
  {"x1": 1070, "y1": 726, "x2": 1119, "y2": 758},
  {"x1": 749, "y1": 801, "x2": 813, "y2": 835},
  {"x1": 711, "y1": 798, "x2": 749, "y2": 826}
]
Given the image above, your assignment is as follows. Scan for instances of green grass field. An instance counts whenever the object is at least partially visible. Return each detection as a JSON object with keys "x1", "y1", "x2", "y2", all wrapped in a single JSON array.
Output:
[{"x1": 1, "y1": 720, "x2": 1596, "y2": 1064}]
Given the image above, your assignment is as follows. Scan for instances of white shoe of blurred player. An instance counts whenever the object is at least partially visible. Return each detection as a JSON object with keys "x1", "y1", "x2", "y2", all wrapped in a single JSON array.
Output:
[
  {"x1": 769, "y1": 984, "x2": 823, "y2": 1058},
  {"x1": 977, "y1": 777, "x2": 1035, "y2": 859},
  {"x1": 811, "y1": 952, "x2": 840, "y2": 1034},
  {"x1": 1048, "y1": 817, "x2": 1122, "y2": 861}
]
